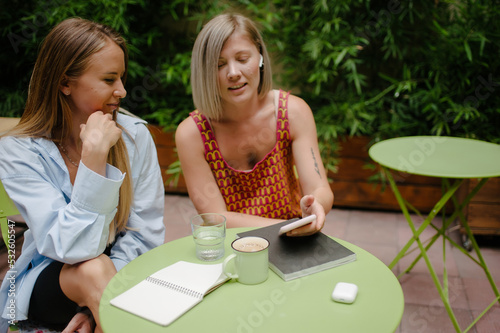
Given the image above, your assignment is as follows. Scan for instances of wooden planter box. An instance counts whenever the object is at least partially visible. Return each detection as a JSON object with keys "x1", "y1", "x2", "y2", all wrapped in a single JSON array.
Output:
[
  {"x1": 464, "y1": 178, "x2": 500, "y2": 235},
  {"x1": 150, "y1": 126, "x2": 500, "y2": 235},
  {"x1": 148, "y1": 125, "x2": 187, "y2": 193}
]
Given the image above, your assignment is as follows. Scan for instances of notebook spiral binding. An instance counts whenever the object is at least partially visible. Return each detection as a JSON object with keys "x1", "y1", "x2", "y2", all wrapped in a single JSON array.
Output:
[{"x1": 146, "y1": 276, "x2": 204, "y2": 299}]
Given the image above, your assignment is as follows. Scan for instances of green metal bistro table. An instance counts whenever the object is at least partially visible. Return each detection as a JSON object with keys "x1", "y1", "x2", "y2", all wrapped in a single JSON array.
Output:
[
  {"x1": 100, "y1": 228, "x2": 404, "y2": 332},
  {"x1": 369, "y1": 136, "x2": 500, "y2": 333}
]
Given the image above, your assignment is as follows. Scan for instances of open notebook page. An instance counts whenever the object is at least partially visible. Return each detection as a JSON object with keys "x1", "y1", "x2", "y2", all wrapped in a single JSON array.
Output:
[{"x1": 110, "y1": 261, "x2": 228, "y2": 326}]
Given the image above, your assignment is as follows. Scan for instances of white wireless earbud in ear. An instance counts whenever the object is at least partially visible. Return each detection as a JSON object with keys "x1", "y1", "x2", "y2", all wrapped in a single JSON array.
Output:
[{"x1": 259, "y1": 54, "x2": 264, "y2": 68}]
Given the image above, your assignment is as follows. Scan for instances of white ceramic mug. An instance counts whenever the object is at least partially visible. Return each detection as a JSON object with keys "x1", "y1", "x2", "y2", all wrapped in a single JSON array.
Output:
[{"x1": 223, "y1": 236, "x2": 269, "y2": 285}]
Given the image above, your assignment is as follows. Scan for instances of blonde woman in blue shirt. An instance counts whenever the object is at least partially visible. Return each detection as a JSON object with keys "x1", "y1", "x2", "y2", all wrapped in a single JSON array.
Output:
[{"x1": 0, "y1": 18, "x2": 165, "y2": 332}]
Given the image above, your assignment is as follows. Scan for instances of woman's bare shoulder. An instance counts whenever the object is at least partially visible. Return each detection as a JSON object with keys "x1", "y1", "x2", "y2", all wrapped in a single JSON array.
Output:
[
  {"x1": 175, "y1": 114, "x2": 203, "y2": 149},
  {"x1": 287, "y1": 93, "x2": 311, "y2": 112},
  {"x1": 286, "y1": 93, "x2": 314, "y2": 123}
]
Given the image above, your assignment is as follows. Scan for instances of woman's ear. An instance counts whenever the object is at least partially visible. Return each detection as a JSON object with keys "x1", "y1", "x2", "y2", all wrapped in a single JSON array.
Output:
[{"x1": 60, "y1": 76, "x2": 71, "y2": 96}]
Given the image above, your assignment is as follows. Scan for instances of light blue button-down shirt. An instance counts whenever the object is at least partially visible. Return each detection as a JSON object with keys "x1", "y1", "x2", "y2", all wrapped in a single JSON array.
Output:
[{"x1": 0, "y1": 113, "x2": 165, "y2": 328}]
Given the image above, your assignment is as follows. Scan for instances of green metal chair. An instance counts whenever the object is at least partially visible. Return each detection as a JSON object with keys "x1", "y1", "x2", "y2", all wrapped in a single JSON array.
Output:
[{"x1": 0, "y1": 179, "x2": 21, "y2": 249}]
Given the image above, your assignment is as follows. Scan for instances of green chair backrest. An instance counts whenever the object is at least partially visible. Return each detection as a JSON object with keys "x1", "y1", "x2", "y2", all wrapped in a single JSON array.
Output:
[{"x1": 0, "y1": 180, "x2": 20, "y2": 247}]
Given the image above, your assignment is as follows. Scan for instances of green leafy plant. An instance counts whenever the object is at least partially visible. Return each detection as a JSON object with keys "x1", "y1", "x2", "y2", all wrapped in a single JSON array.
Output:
[
  {"x1": 2, "y1": 0, "x2": 499, "y2": 186},
  {"x1": 257, "y1": 0, "x2": 500, "y2": 173},
  {"x1": 1, "y1": 0, "x2": 144, "y2": 115}
]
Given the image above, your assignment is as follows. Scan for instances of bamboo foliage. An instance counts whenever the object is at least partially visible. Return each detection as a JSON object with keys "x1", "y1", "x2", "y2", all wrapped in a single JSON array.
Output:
[{"x1": 2, "y1": 1, "x2": 499, "y2": 174}]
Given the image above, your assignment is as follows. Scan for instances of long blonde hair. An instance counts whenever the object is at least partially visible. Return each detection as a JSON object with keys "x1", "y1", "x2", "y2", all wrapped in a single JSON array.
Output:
[
  {"x1": 191, "y1": 13, "x2": 273, "y2": 121},
  {"x1": 10, "y1": 17, "x2": 132, "y2": 244}
]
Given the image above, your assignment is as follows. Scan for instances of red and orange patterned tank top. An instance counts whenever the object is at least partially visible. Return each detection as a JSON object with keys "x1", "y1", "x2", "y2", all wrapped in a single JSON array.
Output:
[{"x1": 189, "y1": 89, "x2": 302, "y2": 219}]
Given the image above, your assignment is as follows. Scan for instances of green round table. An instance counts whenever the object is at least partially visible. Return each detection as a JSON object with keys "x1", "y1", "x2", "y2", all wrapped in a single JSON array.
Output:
[
  {"x1": 369, "y1": 136, "x2": 500, "y2": 333},
  {"x1": 368, "y1": 136, "x2": 500, "y2": 178},
  {"x1": 100, "y1": 228, "x2": 404, "y2": 332}
]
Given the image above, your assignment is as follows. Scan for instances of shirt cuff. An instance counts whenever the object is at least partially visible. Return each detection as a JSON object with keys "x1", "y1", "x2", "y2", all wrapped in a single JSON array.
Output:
[{"x1": 71, "y1": 161, "x2": 125, "y2": 213}]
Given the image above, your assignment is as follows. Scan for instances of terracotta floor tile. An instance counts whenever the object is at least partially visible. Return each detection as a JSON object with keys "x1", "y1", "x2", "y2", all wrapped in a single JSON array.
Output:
[
  {"x1": 328, "y1": 207, "x2": 351, "y2": 223},
  {"x1": 472, "y1": 306, "x2": 500, "y2": 333},
  {"x1": 396, "y1": 239, "x2": 460, "y2": 277},
  {"x1": 396, "y1": 219, "x2": 461, "y2": 250},
  {"x1": 453, "y1": 245, "x2": 500, "y2": 281},
  {"x1": 401, "y1": 303, "x2": 476, "y2": 333},
  {"x1": 344, "y1": 210, "x2": 399, "y2": 247},
  {"x1": 462, "y1": 277, "x2": 500, "y2": 311},
  {"x1": 399, "y1": 273, "x2": 468, "y2": 309},
  {"x1": 322, "y1": 208, "x2": 349, "y2": 239},
  {"x1": 349, "y1": 241, "x2": 400, "y2": 268},
  {"x1": 163, "y1": 194, "x2": 197, "y2": 242},
  {"x1": 476, "y1": 247, "x2": 500, "y2": 281}
]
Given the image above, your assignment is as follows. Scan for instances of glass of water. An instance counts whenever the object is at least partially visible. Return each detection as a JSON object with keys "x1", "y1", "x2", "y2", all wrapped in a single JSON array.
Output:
[{"x1": 190, "y1": 213, "x2": 226, "y2": 261}]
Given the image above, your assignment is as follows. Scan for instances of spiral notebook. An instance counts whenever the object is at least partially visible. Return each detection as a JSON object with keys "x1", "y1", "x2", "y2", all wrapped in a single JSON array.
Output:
[{"x1": 110, "y1": 261, "x2": 229, "y2": 326}]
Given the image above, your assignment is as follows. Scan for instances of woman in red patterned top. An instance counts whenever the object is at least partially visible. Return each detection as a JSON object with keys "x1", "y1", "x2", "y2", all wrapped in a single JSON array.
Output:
[{"x1": 176, "y1": 13, "x2": 333, "y2": 236}]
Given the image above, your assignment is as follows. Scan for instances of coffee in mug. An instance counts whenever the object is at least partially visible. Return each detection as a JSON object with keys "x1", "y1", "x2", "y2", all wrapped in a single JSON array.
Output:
[
  {"x1": 223, "y1": 236, "x2": 269, "y2": 285},
  {"x1": 232, "y1": 239, "x2": 267, "y2": 252}
]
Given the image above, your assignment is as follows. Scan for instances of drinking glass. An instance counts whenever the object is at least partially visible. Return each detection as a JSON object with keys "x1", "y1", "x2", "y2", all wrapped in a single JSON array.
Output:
[{"x1": 190, "y1": 213, "x2": 226, "y2": 261}]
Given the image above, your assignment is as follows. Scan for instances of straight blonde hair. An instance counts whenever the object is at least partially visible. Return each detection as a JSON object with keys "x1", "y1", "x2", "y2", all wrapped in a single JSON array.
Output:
[
  {"x1": 191, "y1": 13, "x2": 273, "y2": 120},
  {"x1": 8, "y1": 17, "x2": 132, "y2": 244}
]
